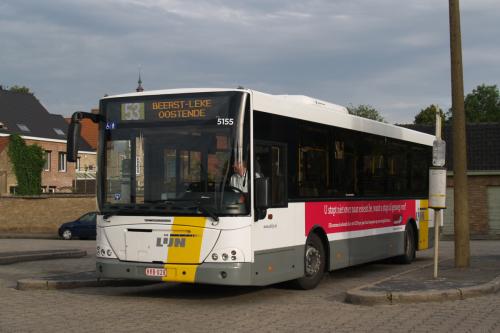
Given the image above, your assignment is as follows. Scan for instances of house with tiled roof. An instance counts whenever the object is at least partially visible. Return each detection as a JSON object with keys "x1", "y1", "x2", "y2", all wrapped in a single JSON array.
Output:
[
  {"x1": 404, "y1": 123, "x2": 500, "y2": 239},
  {"x1": 0, "y1": 88, "x2": 96, "y2": 194}
]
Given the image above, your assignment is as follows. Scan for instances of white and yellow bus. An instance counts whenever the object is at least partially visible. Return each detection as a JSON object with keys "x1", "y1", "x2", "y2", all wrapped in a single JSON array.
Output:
[{"x1": 67, "y1": 88, "x2": 435, "y2": 289}]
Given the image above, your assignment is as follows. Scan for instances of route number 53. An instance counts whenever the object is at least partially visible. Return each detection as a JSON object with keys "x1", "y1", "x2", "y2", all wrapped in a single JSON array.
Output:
[{"x1": 121, "y1": 103, "x2": 145, "y2": 121}]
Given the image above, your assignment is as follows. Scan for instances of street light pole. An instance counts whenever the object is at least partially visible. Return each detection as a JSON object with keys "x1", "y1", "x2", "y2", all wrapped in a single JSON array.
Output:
[{"x1": 449, "y1": 0, "x2": 470, "y2": 267}]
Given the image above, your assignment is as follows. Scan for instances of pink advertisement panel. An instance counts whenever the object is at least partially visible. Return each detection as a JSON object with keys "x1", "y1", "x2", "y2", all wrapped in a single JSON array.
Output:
[{"x1": 305, "y1": 200, "x2": 416, "y2": 235}]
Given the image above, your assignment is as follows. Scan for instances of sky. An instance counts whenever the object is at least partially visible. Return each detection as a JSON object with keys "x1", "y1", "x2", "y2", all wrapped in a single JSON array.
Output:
[{"x1": 1, "y1": 0, "x2": 500, "y2": 124}]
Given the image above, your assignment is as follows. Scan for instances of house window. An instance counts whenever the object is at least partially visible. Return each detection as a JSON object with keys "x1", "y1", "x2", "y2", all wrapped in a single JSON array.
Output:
[
  {"x1": 43, "y1": 151, "x2": 51, "y2": 171},
  {"x1": 9, "y1": 186, "x2": 17, "y2": 195},
  {"x1": 53, "y1": 128, "x2": 65, "y2": 136},
  {"x1": 76, "y1": 157, "x2": 81, "y2": 171},
  {"x1": 48, "y1": 186, "x2": 56, "y2": 193},
  {"x1": 17, "y1": 124, "x2": 30, "y2": 132},
  {"x1": 58, "y1": 152, "x2": 67, "y2": 172}
]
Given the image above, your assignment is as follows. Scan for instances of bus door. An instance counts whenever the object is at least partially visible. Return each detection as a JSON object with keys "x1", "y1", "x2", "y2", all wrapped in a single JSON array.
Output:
[{"x1": 253, "y1": 142, "x2": 296, "y2": 250}]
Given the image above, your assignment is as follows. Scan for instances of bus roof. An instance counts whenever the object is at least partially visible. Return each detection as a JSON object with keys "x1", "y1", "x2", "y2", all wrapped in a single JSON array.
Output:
[
  {"x1": 102, "y1": 88, "x2": 435, "y2": 146},
  {"x1": 251, "y1": 90, "x2": 435, "y2": 146}
]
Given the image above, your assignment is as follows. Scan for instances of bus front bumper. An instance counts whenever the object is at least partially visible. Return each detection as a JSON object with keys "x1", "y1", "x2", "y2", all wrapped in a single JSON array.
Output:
[{"x1": 96, "y1": 258, "x2": 253, "y2": 286}]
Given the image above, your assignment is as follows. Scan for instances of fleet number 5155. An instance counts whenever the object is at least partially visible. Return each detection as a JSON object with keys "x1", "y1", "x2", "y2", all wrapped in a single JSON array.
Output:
[{"x1": 217, "y1": 118, "x2": 234, "y2": 125}]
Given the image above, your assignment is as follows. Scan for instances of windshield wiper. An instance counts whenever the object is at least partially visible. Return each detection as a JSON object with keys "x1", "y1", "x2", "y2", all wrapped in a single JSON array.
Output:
[
  {"x1": 103, "y1": 200, "x2": 219, "y2": 221},
  {"x1": 102, "y1": 208, "x2": 167, "y2": 219},
  {"x1": 143, "y1": 199, "x2": 183, "y2": 204},
  {"x1": 197, "y1": 204, "x2": 219, "y2": 222}
]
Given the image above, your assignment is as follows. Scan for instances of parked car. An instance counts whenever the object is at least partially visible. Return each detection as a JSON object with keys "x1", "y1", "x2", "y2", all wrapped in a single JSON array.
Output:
[{"x1": 58, "y1": 212, "x2": 97, "y2": 240}]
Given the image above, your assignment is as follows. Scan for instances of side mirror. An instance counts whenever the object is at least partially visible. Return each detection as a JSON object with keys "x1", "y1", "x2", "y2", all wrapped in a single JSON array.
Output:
[
  {"x1": 67, "y1": 116, "x2": 81, "y2": 163},
  {"x1": 67, "y1": 111, "x2": 104, "y2": 163},
  {"x1": 255, "y1": 177, "x2": 270, "y2": 209}
]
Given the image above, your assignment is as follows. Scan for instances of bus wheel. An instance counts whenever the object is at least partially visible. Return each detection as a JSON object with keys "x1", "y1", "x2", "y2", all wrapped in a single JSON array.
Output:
[
  {"x1": 396, "y1": 224, "x2": 416, "y2": 264},
  {"x1": 292, "y1": 233, "x2": 325, "y2": 290}
]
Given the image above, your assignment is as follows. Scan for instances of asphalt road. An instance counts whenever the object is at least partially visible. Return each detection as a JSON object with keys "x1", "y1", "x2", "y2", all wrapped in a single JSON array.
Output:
[{"x1": 0, "y1": 239, "x2": 499, "y2": 332}]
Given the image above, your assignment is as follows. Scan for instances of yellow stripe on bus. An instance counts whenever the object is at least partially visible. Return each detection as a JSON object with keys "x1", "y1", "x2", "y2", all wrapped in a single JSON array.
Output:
[
  {"x1": 161, "y1": 264, "x2": 199, "y2": 283},
  {"x1": 418, "y1": 200, "x2": 429, "y2": 250},
  {"x1": 162, "y1": 216, "x2": 206, "y2": 283}
]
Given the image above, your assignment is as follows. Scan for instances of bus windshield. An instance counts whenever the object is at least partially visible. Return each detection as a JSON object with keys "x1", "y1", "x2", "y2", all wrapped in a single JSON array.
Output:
[{"x1": 100, "y1": 91, "x2": 250, "y2": 218}]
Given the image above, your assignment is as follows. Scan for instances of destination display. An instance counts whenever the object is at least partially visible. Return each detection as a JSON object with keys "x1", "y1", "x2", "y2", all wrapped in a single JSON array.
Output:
[{"x1": 105, "y1": 95, "x2": 233, "y2": 123}]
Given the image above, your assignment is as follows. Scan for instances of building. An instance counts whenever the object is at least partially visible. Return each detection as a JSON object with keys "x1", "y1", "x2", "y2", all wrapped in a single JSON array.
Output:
[
  {"x1": 0, "y1": 88, "x2": 95, "y2": 195},
  {"x1": 406, "y1": 123, "x2": 500, "y2": 239}
]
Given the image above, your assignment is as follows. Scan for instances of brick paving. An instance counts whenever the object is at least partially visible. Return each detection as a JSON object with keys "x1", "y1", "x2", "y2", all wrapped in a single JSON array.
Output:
[{"x1": 0, "y1": 240, "x2": 499, "y2": 332}]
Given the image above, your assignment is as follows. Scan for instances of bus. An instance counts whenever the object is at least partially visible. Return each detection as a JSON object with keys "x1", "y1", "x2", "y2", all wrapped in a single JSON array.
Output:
[{"x1": 67, "y1": 88, "x2": 435, "y2": 289}]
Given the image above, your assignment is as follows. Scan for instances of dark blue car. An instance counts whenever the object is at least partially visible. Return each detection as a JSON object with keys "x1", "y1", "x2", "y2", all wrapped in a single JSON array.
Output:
[{"x1": 58, "y1": 212, "x2": 97, "y2": 240}]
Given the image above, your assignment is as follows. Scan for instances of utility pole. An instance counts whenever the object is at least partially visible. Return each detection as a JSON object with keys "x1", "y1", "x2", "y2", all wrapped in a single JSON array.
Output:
[{"x1": 449, "y1": 0, "x2": 470, "y2": 267}]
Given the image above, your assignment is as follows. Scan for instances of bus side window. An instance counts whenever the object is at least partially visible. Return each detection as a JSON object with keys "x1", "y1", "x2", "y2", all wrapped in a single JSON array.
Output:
[{"x1": 333, "y1": 131, "x2": 358, "y2": 196}]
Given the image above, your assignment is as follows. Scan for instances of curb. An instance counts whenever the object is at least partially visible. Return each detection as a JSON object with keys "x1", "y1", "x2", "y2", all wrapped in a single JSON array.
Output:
[
  {"x1": 16, "y1": 272, "x2": 157, "y2": 290},
  {"x1": 0, "y1": 249, "x2": 87, "y2": 265},
  {"x1": 345, "y1": 274, "x2": 500, "y2": 305},
  {"x1": 17, "y1": 278, "x2": 123, "y2": 290},
  {"x1": 0, "y1": 234, "x2": 58, "y2": 240}
]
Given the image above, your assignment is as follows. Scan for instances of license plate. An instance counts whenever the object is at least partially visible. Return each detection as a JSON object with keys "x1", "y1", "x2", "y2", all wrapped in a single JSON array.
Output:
[{"x1": 145, "y1": 268, "x2": 166, "y2": 277}]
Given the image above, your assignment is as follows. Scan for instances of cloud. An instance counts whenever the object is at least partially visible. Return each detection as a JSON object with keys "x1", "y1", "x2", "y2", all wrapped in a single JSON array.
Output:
[{"x1": 1, "y1": 0, "x2": 500, "y2": 124}]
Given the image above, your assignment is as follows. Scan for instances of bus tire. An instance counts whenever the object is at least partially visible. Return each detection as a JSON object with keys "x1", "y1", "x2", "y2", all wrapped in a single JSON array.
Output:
[
  {"x1": 291, "y1": 232, "x2": 325, "y2": 290},
  {"x1": 396, "y1": 224, "x2": 416, "y2": 264}
]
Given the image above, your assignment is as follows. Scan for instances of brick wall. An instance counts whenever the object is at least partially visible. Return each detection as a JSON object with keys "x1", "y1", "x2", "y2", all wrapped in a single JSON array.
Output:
[
  {"x1": 34, "y1": 139, "x2": 76, "y2": 192},
  {"x1": 78, "y1": 152, "x2": 97, "y2": 172},
  {"x1": 0, "y1": 195, "x2": 97, "y2": 234},
  {"x1": 447, "y1": 174, "x2": 500, "y2": 235},
  {"x1": 0, "y1": 137, "x2": 96, "y2": 195}
]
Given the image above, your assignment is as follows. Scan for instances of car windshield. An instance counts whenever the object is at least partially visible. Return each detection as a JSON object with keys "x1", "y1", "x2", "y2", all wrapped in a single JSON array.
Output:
[
  {"x1": 100, "y1": 92, "x2": 250, "y2": 218},
  {"x1": 79, "y1": 213, "x2": 95, "y2": 223}
]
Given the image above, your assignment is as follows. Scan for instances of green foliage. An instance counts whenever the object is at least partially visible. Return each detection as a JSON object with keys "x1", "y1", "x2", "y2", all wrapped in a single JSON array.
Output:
[
  {"x1": 447, "y1": 84, "x2": 500, "y2": 122},
  {"x1": 347, "y1": 104, "x2": 385, "y2": 122},
  {"x1": 414, "y1": 104, "x2": 446, "y2": 125},
  {"x1": 7, "y1": 134, "x2": 45, "y2": 195},
  {"x1": 8, "y1": 85, "x2": 34, "y2": 95},
  {"x1": 464, "y1": 84, "x2": 500, "y2": 122}
]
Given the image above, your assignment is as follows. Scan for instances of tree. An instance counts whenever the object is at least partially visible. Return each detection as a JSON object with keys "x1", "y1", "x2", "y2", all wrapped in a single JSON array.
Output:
[
  {"x1": 414, "y1": 104, "x2": 446, "y2": 125},
  {"x1": 8, "y1": 85, "x2": 34, "y2": 95},
  {"x1": 464, "y1": 84, "x2": 500, "y2": 122},
  {"x1": 347, "y1": 104, "x2": 385, "y2": 122},
  {"x1": 7, "y1": 134, "x2": 45, "y2": 195},
  {"x1": 447, "y1": 84, "x2": 500, "y2": 122}
]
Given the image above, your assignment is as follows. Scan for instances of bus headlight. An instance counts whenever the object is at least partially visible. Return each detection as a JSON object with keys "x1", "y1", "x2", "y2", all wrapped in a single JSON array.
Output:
[{"x1": 207, "y1": 248, "x2": 244, "y2": 263}]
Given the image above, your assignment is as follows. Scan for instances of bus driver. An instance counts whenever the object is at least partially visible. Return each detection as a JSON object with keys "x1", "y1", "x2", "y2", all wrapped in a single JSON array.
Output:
[{"x1": 230, "y1": 160, "x2": 248, "y2": 192}]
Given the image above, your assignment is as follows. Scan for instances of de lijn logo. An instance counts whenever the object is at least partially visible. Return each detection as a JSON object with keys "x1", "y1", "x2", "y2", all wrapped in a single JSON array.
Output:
[{"x1": 156, "y1": 234, "x2": 195, "y2": 248}]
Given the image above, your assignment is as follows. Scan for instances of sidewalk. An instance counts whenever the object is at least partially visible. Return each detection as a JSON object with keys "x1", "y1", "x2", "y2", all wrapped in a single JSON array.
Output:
[{"x1": 346, "y1": 255, "x2": 500, "y2": 305}]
